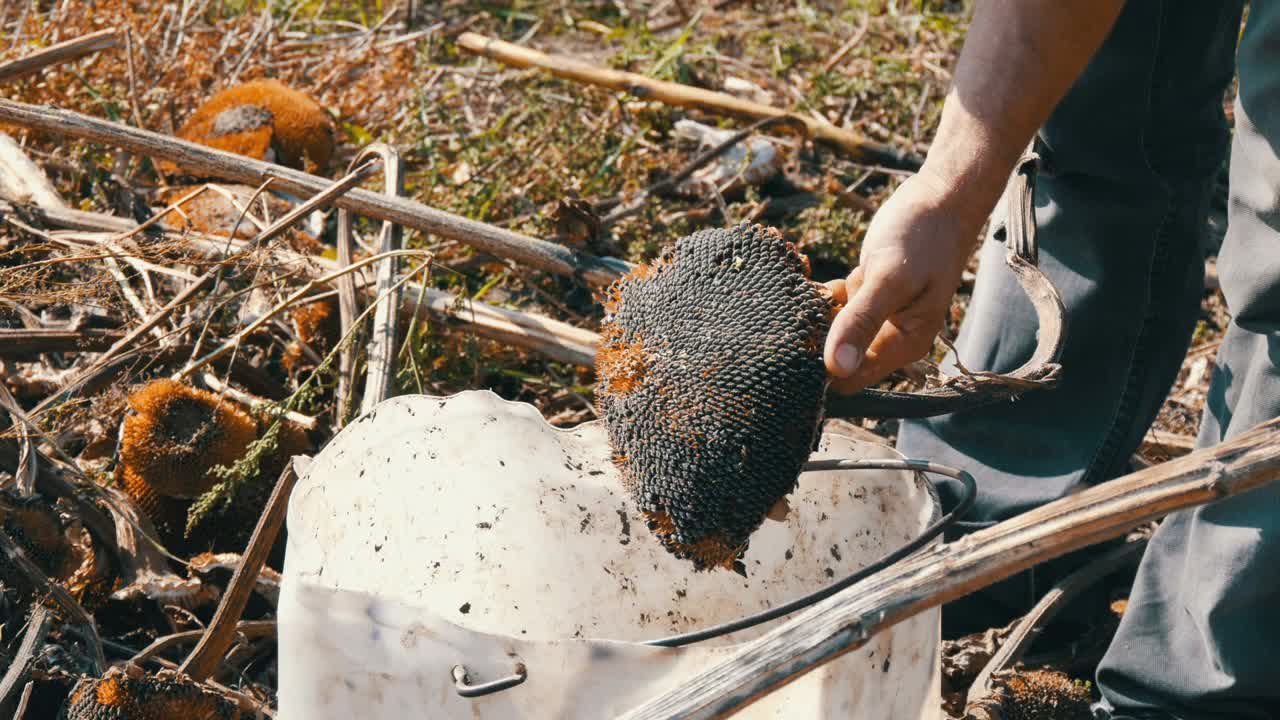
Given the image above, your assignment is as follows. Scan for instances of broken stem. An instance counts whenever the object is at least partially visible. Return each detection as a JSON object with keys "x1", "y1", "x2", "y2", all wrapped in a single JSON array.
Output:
[
  {"x1": 180, "y1": 462, "x2": 297, "y2": 681},
  {"x1": 173, "y1": 249, "x2": 430, "y2": 381},
  {"x1": 457, "y1": 32, "x2": 920, "y2": 169},
  {"x1": 0, "y1": 28, "x2": 120, "y2": 84},
  {"x1": 0, "y1": 97, "x2": 631, "y2": 285}
]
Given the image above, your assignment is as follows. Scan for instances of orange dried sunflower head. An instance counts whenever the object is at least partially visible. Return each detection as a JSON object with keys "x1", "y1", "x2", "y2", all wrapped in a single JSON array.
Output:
[
  {"x1": 167, "y1": 79, "x2": 335, "y2": 175},
  {"x1": 60, "y1": 668, "x2": 239, "y2": 720},
  {"x1": 119, "y1": 380, "x2": 257, "y2": 501},
  {"x1": 993, "y1": 669, "x2": 1094, "y2": 720},
  {"x1": 0, "y1": 492, "x2": 79, "y2": 584},
  {"x1": 596, "y1": 224, "x2": 833, "y2": 572}
]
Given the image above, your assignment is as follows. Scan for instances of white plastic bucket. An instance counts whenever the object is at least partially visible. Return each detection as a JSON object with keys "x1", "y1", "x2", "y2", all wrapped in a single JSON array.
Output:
[{"x1": 279, "y1": 391, "x2": 942, "y2": 719}]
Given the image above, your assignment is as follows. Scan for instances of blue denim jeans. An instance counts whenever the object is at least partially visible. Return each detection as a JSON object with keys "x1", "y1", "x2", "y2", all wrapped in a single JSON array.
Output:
[{"x1": 896, "y1": 1, "x2": 1280, "y2": 716}]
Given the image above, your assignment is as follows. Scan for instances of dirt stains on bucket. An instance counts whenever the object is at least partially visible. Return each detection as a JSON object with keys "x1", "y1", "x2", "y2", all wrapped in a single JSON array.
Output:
[{"x1": 616, "y1": 507, "x2": 632, "y2": 545}]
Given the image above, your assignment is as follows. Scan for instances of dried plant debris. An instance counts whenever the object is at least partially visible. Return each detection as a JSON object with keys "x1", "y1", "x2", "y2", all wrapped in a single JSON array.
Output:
[
  {"x1": 189, "y1": 552, "x2": 282, "y2": 606},
  {"x1": 989, "y1": 669, "x2": 1094, "y2": 720},
  {"x1": 282, "y1": 297, "x2": 340, "y2": 376},
  {"x1": 597, "y1": 224, "x2": 832, "y2": 571},
  {"x1": 672, "y1": 119, "x2": 782, "y2": 195},
  {"x1": 60, "y1": 667, "x2": 239, "y2": 720},
  {"x1": 158, "y1": 184, "x2": 322, "y2": 253},
  {"x1": 942, "y1": 624, "x2": 1016, "y2": 689}
]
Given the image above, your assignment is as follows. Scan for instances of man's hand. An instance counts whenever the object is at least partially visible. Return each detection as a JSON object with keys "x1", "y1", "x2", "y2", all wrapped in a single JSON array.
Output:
[
  {"x1": 821, "y1": 0, "x2": 1127, "y2": 395},
  {"x1": 822, "y1": 170, "x2": 984, "y2": 394}
]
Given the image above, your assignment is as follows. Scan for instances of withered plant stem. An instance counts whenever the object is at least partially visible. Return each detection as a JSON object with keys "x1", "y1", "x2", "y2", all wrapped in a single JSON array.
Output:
[
  {"x1": 619, "y1": 416, "x2": 1280, "y2": 719},
  {"x1": 180, "y1": 462, "x2": 296, "y2": 681},
  {"x1": 457, "y1": 32, "x2": 922, "y2": 170},
  {"x1": 0, "y1": 28, "x2": 120, "y2": 84},
  {"x1": 174, "y1": 248, "x2": 431, "y2": 380},
  {"x1": 0, "y1": 605, "x2": 51, "y2": 716},
  {"x1": 0, "y1": 97, "x2": 631, "y2": 285}
]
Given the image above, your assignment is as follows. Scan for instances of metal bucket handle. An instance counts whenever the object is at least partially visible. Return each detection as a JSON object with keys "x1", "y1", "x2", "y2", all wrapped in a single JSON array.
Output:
[
  {"x1": 452, "y1": 663, "x2": 528, "y2": 698},
  {"x1": 450, "y1": 456, "x2": 976, "y2": 698}
]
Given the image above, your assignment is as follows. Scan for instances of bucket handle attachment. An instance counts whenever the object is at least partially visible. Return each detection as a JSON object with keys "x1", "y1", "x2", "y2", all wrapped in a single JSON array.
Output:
[{"x1": 452, "y1": 662, "x2": 528, "y2": 698}]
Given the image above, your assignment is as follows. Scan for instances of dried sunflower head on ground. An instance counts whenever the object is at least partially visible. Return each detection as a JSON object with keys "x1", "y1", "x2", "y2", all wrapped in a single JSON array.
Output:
[
  {"x1": 119, "y1": 380, "x2": 259, "y2": 503},
  {"x1": 988, "y1": 669, "x2": 1095, "y2": 720},
  {"x1": 165, "y1": 79, "x2": 336, "y2": 176},
  {"x1": 0, "y1": 493, "x2": 83, "y2": 594},
  {"x1": 117, "y1": 380, "x2": 308, "y2": 555},
  {"x1": 59, "y1": 666, "x2": 239, "y2": 720},
  {"x1": 596, "y1": 223, "x2": 834, "y2": 572}
]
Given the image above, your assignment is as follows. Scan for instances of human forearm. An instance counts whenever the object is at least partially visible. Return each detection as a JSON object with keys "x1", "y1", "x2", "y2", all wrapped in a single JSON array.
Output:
[
  {"x1": 824, "y1": 0, "x2": 1127, "y2": 388},
  {"x1": 921, "y1": 0, "x2": 1127, "y2": 233}
]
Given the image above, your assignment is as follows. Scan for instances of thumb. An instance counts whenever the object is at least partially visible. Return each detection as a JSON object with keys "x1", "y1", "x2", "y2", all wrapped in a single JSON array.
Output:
[{"x1": 823, "y1": 269, "x2": 913, "y2": 379}]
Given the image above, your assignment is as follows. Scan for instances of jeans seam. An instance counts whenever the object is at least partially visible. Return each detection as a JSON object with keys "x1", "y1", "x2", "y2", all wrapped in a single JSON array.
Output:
[
  {"x1": 1078, "y1": 0, "x2": 1176, "y2": 486},
  {"x1": 1082, "y1": 198, "x2": 1176, "y2": 484}
]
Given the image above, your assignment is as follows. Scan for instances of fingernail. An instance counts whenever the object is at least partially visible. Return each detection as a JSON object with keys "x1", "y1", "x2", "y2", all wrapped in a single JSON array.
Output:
[{"x1": 834, "y1": 343, "x2": 862, "y2": 375}]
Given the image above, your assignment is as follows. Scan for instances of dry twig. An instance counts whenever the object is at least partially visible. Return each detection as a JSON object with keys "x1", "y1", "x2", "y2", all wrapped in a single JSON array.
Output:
[
  {"x1": 0, "y1": 379, "x2": 39, "y2": 495},
  {"x1": 331, "y1": 144, "x2": 405, "y2": 421},
  {"x1": 355, "y1": 144, "x2": 404, "y2": 414},
  {"x1": 131, "y1": 619, "x2": 275, "y2": 667},
  {"x1": 457, "y1": 32, "x2": 921, "y2": 169},
  {"x1": 0, "y1": 327, "x2": 123, "y2": 354},
  {"x1": 180, "y1": 461, "x2": 297, "y2": 681},
  {"x1": 0, "y1": 605, "x2": 52, "y2": 716},
  {"x1": 619, "y1": 416, "x2": 1280, "y2": 719},
  {"x1": 0, "y1": 98, "x2": 632, "y2": 286},
  {"x1": 0, "y1": 28, "x2": 119, "y2": 84},
  {"x1": 821, "y1": 13, "x2": 870, "y2": 73},
  {"x1": 173, "y1": 248, "x2": 430, "y2": 380},
  {"x1": 22, "y1": 202, "x2": 598, "y2": 366},
  {"x1": 199, "y1": 373, "x2": 318, "y2": 431}
]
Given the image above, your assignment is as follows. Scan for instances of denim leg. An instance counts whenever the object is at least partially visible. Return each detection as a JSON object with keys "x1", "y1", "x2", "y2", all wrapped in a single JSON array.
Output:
[
  {"x1": 895, "y1": 0, "x2": 1241, "y2": 631},
  {"x1": 1097, "y1": 3, "x2": 1280, "y2": 717}
]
